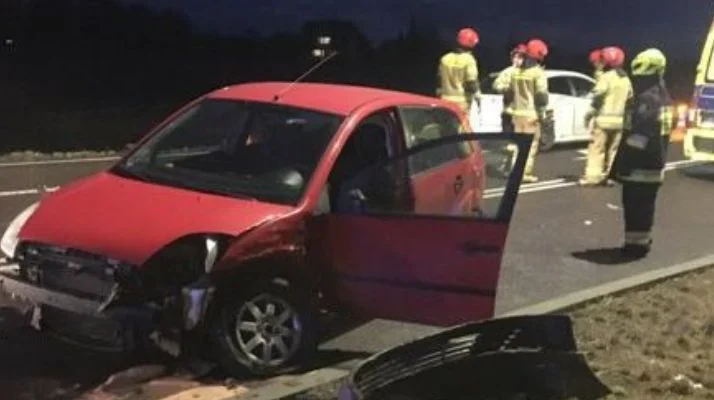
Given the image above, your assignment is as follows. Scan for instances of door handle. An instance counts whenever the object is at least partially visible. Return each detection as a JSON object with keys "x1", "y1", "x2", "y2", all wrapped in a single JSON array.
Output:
[
  {"x1": 454, "y1": 175, "x2": 464, "y2": 194},
  {"x1": 459, "y1": 240, "x2": 500, "y2": 254}
]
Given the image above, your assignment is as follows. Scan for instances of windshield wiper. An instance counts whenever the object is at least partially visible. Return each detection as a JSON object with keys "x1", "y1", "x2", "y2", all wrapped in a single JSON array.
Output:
[{"x1": 141, "y1": 167, "x2": 259, "y2": 201}]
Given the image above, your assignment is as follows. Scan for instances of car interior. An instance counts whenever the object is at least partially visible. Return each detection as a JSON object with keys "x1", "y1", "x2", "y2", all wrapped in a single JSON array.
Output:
[{"x1": 328, "y1": 121, "x2": 394, "y2": 213}]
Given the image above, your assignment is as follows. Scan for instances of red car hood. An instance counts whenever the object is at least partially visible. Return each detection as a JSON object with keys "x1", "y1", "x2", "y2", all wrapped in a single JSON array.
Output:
[{"x1": 18, "y1": 171, "x2": 294, "y2": 266}]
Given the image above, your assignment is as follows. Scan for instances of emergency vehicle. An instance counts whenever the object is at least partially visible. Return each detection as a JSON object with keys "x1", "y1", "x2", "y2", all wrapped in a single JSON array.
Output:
[{"x1": 684, "y1": 15, "x2": 714, "y2": 161}]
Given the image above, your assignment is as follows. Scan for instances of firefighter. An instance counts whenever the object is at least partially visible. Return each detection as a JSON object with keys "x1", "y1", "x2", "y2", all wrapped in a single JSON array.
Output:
[
  {"x1": 437, "y1": 28, "x2": 481, "y2": 115},
  {"x1": 590, "y1": 48, "x2": 604, "y2": 81},
  {"x1": 579, "y1": 46, "x2": 633, "y2": 186},
  {"x1": 509, "y1": 38, "x2": 549, "y2": 183},
  {"x1": 493, "y1": 43, "x2": 527, "y2": 132},
  {"x1": 609, "y1": 48, "x2": 673, "y2": 257}
]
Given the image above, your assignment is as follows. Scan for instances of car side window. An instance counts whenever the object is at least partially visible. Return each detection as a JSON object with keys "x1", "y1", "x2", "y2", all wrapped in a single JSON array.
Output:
[
  {"x1": 571, "y1": 77, "x2": 594, "y2": 97},
  {"x1": 327, "y1": 109, "x2": 400, "y2": 212},
  {"x1": 399, "y1": 107, "x2": 470, "y2": 175},
  {"x1": 548, "y1": 77, "x2": 573, "y2": 96}
]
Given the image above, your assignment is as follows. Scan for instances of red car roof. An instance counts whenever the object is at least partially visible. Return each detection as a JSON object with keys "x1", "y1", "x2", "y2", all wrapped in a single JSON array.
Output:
[{"x1": 207, "y1": 81, "x2": 443, "y2": 116}]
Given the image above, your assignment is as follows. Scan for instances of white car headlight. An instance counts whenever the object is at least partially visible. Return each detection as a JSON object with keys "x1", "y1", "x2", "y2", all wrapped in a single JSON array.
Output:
[{"x1": 1, "y1": 202, "x2": 40, "y2": 259}]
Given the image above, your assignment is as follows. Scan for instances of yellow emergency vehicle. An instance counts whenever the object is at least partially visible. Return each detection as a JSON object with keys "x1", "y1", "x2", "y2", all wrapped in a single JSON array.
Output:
[{"x1": 684, "y1": 15, "x2": 714, "y2": 161}]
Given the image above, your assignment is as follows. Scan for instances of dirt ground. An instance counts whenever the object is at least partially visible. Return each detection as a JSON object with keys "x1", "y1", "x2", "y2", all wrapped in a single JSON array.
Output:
[
  {"x1": 570, "y1": 266, "x2": 714, "y2": 399},
  {"x1": 296, "y1": 265, "x2": 714, "y2": 399}
]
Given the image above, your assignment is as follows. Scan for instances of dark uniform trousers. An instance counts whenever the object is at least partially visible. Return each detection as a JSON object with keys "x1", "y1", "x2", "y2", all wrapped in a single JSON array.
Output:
[{"x1": 622, "y1": 182, "x2": 660, "y2": 246}]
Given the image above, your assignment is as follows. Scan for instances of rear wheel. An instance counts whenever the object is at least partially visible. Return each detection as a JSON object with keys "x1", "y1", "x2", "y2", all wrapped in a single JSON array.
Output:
[{"x1": 209, "y1": 279, "x2": 318, "y2": 377}]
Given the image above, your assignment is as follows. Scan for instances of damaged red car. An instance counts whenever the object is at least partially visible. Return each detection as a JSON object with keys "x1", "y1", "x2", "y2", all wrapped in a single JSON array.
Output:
[{"x1": 0, "y1": 82, "x2": 531, "y2": 377}]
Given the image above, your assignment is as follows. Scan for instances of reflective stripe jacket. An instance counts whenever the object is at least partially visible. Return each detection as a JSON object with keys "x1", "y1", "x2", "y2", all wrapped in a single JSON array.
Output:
[
  {"x1": 493, "y1": 66, "x2": 518, "y2": 114},
  {"x1": 589, "y1": 69, "x2": 633, "y2": 130},
  {"x1": 437, "y1": 51, "x2": 479, "y2": 109},
  {"x1": 610, "y1": 76, "x2": 673, "y2": 184},
  {"x1": 510, "y1": 62, "x2": 548, "y2": 119}
]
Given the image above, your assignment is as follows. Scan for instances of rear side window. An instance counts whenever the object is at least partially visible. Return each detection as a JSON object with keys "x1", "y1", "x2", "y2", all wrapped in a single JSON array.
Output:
[
  {"x1": 398, "y1": 107, "x2": 472, "y2": 175},
  {"x1": 548, "y1": 77, "x2": 572, "y2": 96},
  {"x1": 571, "y1": 77, "x2": 594, "y2": 97}
]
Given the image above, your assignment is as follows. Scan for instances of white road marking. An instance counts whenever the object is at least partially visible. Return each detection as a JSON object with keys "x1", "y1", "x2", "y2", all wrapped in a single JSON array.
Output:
[
  {"x1": 0, "y1": 186, "x2": 59, "y2": 198},
  {"x1": 483, "y1": 159, "x2": 705, "y2": 199},
  {"x1": 574, "y1": 148, "x2": 589, "y2": 160},
  {"x1": 0, "y1": 156, "x2": 120, "y2": 168}
]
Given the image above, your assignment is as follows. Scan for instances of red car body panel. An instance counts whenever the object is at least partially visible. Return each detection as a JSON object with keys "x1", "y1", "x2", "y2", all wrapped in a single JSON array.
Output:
[
  {"x1": 207, "y1": 82, "x2": 446, "y2": 116},
  {"x1": 309, "y1": 215, "x2": 508, "y2": 326},
  {"x1": 19, "y1": 172, "x2": 293, "y2": 266}
]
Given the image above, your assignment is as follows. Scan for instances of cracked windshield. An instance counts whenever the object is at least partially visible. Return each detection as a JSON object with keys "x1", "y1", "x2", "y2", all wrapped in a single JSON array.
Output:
[{"x1": 1, "y1": 1, "x2": 713, "y2": 399}]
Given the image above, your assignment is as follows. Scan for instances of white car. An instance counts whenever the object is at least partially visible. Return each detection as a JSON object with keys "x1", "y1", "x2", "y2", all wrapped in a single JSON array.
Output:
[{"x1": 470, "y1": 69, "x2": 596, "y2": 150}]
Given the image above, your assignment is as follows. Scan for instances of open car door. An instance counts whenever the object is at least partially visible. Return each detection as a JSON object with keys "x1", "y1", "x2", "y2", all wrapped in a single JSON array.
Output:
[{"x1": 310, "y1": 133, "x2": 532, "y2": 327}]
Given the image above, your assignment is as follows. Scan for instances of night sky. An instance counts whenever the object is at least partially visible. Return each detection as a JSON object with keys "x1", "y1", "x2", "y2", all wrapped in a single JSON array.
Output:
[{"x1": 119, "y1": 0, "x2": 712, "y2": 59}]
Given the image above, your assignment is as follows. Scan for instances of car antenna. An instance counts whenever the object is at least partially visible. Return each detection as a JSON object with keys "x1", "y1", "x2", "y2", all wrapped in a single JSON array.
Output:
[{"x1": 273, "y1": 50, "x2": 339, "y2": 102}]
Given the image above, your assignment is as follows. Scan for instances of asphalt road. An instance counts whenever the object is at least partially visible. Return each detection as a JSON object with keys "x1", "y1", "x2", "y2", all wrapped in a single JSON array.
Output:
[{"x1": 1, "y1": 141, "x2": 713, "y2": 396}]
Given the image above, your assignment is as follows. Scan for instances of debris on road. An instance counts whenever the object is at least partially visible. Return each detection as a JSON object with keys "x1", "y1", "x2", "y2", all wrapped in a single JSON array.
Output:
[{"x1": 95, "y1": 365, "x2": 167, "y2": 393}]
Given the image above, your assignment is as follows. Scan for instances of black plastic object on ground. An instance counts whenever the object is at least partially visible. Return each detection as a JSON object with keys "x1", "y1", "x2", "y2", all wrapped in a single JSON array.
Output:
[
  {"x1": 539, "y1": 110, "x2": 556, "y2": 151},
  {"x1": 338, "y1": 315, "x2": 611, "y2": 400}
]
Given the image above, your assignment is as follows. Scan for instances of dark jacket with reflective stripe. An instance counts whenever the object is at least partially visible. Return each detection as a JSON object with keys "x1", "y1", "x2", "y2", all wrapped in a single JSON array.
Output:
[{"x1": 610, "y1": 75, "x2": 673, "y2": 184}]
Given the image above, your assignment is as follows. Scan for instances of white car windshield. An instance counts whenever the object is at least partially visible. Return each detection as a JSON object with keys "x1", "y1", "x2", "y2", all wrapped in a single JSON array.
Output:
[{"x1": 112, "y1": 98, "x2": 343, "y2": 205}]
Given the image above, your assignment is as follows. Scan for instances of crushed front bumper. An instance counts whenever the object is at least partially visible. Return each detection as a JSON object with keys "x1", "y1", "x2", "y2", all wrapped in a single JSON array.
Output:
[
  {"x1": 0, "y1": 267, "x2": 104, "y2": 316},
  {"x1": 0, "y1": 264, "x2": 142, "y2": 351},
  {"x1": 0, "y1": 262, "x2": 215, "y2": 354}
]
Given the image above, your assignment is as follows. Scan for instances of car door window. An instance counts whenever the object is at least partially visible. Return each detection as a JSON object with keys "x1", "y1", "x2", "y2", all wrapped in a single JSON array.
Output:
[
  {"x1": 337, "y1": 134, "x2": 526, "y2": 220},
  {"x1": 327, "y1": 109, "x2": 401, "y2": 212},
  {"x1": 571, "y1": 77, "x2": 594, "y2": 97},
  {"x1": 548, "y1": 77, "x2": 573, "y2": 96},
  {"x1": 399, "y1": 107, "x2": 471, "y2": 176}
]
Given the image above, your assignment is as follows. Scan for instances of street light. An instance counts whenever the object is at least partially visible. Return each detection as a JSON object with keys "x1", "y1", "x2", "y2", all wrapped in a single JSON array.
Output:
[{"x1": 312, "y1": 35, "x2": 333, "y2": 59}]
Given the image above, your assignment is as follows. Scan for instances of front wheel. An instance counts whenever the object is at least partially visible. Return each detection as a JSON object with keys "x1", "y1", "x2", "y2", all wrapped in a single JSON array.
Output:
[{"x1": 209, "y1": 280, "x2": 318, "y2": 377}]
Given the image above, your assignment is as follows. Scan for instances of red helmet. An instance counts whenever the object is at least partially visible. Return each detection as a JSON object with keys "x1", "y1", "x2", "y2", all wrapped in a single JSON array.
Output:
[
  {"x1": 589, "y1": 49, "x2": 603, "y2": 64},
  {"x1": 526, "y1": 38, "x2": 548, "y2": 60},
  {"x1": 601, "y1": 46, "x2": 625, "y2": 68},
  {"x1": 511, "y1": 43, "x2": 527, "y2": 56},
  {"x1": 457, "y1": 28, "x2": 479, "y2": 48}
]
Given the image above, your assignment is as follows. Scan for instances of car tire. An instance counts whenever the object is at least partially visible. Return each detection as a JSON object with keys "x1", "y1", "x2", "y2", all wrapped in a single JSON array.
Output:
[{"x1": 209, "y1": 279, "x2": 318, "y2": 377}]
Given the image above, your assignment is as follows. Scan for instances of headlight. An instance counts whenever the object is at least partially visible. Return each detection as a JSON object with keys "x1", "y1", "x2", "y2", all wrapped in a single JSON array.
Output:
[
  {"x1": 1, "y1": 202, "x2": 40, "y2": 259},
  {"x1": 204, "y1": 236, "x2": 220, "y2": 273}
]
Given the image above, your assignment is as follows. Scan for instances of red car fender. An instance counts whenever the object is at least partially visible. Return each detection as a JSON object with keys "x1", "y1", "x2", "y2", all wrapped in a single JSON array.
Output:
[{"x1": 210, "y1": 210, "x2": 314, "y2": 285}]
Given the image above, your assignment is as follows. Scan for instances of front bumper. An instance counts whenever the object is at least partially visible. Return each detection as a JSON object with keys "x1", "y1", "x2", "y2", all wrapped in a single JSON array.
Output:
[
  {"x1": 0, "y1": 264, "x2": 143, "y2": 351},
  {"x1": 684, "y1": 128, "x2": 714, "y2": 161},
  {"x1": 0, "y1": 266, "x2": 104, "y2": 316},
  {"x1": 0, "y1": 262, "x2": 215, "y2": 354}
]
